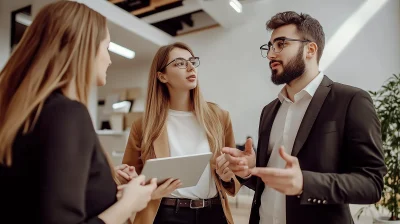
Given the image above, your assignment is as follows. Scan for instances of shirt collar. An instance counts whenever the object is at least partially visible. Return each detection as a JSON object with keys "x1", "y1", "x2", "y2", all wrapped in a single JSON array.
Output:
[{"x1": 278, "y1": 71, "x2": 325, "y2": 103}]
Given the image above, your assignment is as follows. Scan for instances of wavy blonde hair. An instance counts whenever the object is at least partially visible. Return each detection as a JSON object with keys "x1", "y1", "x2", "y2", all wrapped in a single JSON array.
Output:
[
  {"x1": 141, "y1": 42, "x2": 224, "y2": 160},
  {"x1": 0, "y1": 1, "x2": 107, "y2": 166}
]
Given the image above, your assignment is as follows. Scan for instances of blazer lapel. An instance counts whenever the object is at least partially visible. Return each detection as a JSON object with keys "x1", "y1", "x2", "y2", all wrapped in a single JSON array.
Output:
[
  {"x1": 255, "y1": 99, "x2": 281, "y2": 196},
  {"x1": 259, "y1": 99, "x2": 281, "y2": 168},
  {"x1": 153, "y1": 126, "x2": 170, "y2": 158},
  {"x1": 291, "y1": 76, "x2": 333, "y2": 157}
]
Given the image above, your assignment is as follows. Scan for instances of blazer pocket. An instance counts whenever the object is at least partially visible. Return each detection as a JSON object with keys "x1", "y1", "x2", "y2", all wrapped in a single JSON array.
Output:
[{"x1": 322, "y1": 121, "x2": 337, "y2": 133}]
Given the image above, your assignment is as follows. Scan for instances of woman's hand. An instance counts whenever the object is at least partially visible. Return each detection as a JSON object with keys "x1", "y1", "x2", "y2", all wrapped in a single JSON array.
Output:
[
  {"x1": 151, "y1": 178, "x2": 182, "y2": 200},
  {"x1": 114, "y1": 164, "x2": 138, "y2": 185},
  {"x1": 117, "y1": 175, "x2": 157, "y2": 213},
  {"x1": 216, "y1": 154, "x2": 234, "y2": 183}
]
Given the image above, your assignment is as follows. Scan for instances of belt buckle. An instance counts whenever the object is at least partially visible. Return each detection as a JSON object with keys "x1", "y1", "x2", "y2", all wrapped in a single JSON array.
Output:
[{"x1": 190, "y1": 199, "x2": 205, "y2": 209}]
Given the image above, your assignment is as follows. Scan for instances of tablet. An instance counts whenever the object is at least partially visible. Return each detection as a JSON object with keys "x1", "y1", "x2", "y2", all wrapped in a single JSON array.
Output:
[{"x1": 141, "y1": 152, "x2": 212, "y2": 188}]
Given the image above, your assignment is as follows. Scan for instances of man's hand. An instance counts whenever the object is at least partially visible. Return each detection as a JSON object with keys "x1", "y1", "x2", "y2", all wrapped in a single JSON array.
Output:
[
  {"x1": 250, "y1": 146, "x2": 303, "y2": 195},
  {"x1": 222, "y1": 138, "x2": 256, "y2": 178}
]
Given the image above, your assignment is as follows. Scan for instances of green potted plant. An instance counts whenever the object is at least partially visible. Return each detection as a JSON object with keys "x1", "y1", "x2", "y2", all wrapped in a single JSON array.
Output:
[{"x1": 356, "y1": 74, "x2": 400, "y2": 223}]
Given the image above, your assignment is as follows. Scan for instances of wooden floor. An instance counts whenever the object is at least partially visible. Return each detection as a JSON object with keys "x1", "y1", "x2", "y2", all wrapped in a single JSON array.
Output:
[
  {"x1": 230, "y1": 202, "x2": 252, "y2": 224},
  {"x1": 228, "y1": 188, "x2": 253, "y2": 224}
]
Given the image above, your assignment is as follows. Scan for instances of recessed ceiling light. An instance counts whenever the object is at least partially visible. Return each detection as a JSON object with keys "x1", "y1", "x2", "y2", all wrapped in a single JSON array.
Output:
[
  {"x1": 14, "y1": 14, "x2": 135, "y2": 60},
  {"x1": 229, "y1": 0, "x2": 242, "y2": 13},
  {"x1": 16, "y1": 13, "x2": 32, "y2": 26},
  {"x1": 109, "y1": 42, "x2": 135, "y2": 59}
]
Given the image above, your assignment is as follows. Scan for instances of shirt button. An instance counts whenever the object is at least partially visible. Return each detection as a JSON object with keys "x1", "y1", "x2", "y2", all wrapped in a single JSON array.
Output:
[
  {"x1": 318, "y1": 200, "x2": 321, "y2": 204},
  {"x1": 308, "y1": 198, "x2": 312, "y2": 202},
  {"x1": 313, "y1": 199, "x2": 317, "y2": 203},
  {"x1": 323, "y1": 200, "x2": 327, "y2": 204}
]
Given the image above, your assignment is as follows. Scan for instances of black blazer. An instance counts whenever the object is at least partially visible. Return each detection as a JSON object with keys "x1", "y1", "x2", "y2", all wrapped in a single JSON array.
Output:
[
  {"x1": 0, "y1": 91, "x2": 117, "y2": 224},
  {"x1": 241, "y1": 76, "x2": 387, "y2": 224}
]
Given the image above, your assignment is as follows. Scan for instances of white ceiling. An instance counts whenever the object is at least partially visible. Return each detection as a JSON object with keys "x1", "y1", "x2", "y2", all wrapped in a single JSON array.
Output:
[
  {"x1": 1, "y1": 0, "x2": 268, "y2": 67},
  {"x1": 87, "y1": 0, "x2": 265, "y2": 66},
  {"x1": 107, "y1": 20, "x2": 160, "y2": 67}
]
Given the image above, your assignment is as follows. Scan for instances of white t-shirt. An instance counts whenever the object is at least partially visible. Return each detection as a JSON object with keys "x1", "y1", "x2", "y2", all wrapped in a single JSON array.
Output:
[{"x1": 166, "y1": 109, "x2": 217, "y2": 199}]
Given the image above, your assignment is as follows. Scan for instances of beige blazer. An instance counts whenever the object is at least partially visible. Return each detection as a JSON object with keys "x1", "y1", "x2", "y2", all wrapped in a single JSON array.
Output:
[{"x1": 122, "y1": 103, "x2": 241, "y2": 224}]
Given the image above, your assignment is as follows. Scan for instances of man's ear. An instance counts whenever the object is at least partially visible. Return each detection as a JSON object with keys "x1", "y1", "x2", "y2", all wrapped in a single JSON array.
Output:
[{"x1": 306, "y1": 42, "x2": 318, "y2": 60}]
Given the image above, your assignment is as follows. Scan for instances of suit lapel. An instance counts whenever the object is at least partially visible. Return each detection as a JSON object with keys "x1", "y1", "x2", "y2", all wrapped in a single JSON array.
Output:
[
  {"x1": 259, "y1": 99, "x2": 281, "y2": 168},
  {"x1": 291, "y1": 76, "x2": 333, "y2": 157},
  {"x1": 153, "y1": 126, "x2": 170, "y2": 158},
  {"x1": 255, "y1": 99, "x2": 281, "y2": 198}
]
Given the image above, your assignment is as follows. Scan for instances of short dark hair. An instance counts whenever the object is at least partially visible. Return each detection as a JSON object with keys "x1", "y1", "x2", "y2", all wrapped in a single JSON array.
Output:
[{"x1": 266, "y1": 11, "x2": 325, "y2": 63}]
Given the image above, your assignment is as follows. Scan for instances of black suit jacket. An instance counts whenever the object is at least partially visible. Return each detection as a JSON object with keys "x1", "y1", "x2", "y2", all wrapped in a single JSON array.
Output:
[
  {"x1": 241, "y1": 76, "x2": 387, "y2": 224},
  {"x1": 0, "y1": 91, "x2": 117, "y2": 224}
]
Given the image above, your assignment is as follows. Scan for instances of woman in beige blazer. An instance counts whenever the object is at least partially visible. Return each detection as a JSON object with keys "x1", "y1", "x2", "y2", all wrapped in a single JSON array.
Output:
[{"x1": 122, "y1": 42, "x2": 241, "y2": 224}]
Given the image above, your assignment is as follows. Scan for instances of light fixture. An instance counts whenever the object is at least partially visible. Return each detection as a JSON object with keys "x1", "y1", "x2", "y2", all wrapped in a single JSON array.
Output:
[
  {"x1": 14, "y1": 14, "x2": 135, "y2": 60},
  {"x1": 109, "y1": 42, "x2": 135, "y2": 59},
  {"x1": 229, "y1": 0, "x2": 242, "y2": 13},
  {"x1": 16, "y1": 13, "x2": 32, "y2": 26},
  {"x1": 112, "y1": 101, "x2": 132, "y2": 113}
]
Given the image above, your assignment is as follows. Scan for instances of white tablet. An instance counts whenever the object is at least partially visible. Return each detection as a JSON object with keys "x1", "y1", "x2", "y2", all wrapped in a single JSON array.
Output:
[{"x1": 141, "y1": 152, "x2": 212, "y2": 188}]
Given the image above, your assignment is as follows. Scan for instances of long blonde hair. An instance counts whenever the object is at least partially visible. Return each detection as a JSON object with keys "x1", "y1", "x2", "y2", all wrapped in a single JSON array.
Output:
[
  {"x1": 141, "y1": 42, "x2": 224, "y2": 160},
  {"x1": 0, "y1": 1, "x2": 107, "y2": 166}
]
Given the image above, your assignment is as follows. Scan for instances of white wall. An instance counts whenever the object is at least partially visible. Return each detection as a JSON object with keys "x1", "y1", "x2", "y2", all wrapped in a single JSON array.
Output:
[
  {"x1": 0, "y1": 0, "x2": 57, "y2": 68},
  {"x1": 172, "y1": 0, "x2": 400, "y2": 145},
  {"x1": 0, "y1": 0, "x2": 103, "y2": 127},
  {"x1": 28, "y1": 0, "x2": 396, "y2": 145},
  {"x1": 98, "y1": 60, "x2": 152, "y2": 100},
  {"x1": 97, "y1": 60, "x2": 151, "y2": 127},
  {"x1": 0, "y1": 0, "x2": 32, "y2": 69}
]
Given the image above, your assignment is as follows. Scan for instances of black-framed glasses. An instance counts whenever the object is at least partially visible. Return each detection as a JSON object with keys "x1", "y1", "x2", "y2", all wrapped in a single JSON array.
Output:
[
  {"x1": 260, "y1": 37, "x2": 311, "y2": 58},
  {"x1": 159, "y1": 57, "x2": 200, "y2": 71}
]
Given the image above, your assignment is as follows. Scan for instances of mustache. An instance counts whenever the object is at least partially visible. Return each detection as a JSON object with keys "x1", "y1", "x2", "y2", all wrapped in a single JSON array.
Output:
[{"x1": 270, "y1": 60, "x2": 283, "y2": 67}]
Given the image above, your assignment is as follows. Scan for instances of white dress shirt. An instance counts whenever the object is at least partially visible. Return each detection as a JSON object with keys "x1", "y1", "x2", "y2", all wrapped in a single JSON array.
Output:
[
  {"x1": 166, "y1": 109, "x2": 217, "y2": 200},
  {"x1": 259, "y1": 72, "x2": 325, "y2": 224}
]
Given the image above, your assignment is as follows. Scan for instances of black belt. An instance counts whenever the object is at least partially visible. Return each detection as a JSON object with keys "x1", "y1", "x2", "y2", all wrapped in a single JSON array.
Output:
[{"x1": 160, "y1": 197, "x2": 221, "y2": 209}]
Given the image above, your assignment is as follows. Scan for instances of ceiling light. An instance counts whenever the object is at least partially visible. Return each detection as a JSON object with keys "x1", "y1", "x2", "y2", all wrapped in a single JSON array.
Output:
[
  {"x1": 109, "y1": 42, "x2": 135, "y2": 59},
  {"x1": 13, "y1": 14, "x2": 135, "y2": 60},
  {"x1": 229, "y1": 0, "x2": 242, "y2": 13},
  {"x1": 16, "y1": 13, "x2": 32, "y2": 26}
]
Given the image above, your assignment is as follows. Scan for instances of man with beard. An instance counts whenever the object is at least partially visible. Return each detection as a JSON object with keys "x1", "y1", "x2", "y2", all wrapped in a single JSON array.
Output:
[{"x1": 220, "y1": 11, "x2": 387, "y2": 224}]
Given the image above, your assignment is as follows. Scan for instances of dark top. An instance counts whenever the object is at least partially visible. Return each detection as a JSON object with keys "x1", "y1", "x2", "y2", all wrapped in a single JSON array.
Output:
[
  {"x1": 240, "y1": 76, "x2": 387, "y2": 224},
  {"x1": 0, "y1": 91, "x2": 117, "y2": 224}
]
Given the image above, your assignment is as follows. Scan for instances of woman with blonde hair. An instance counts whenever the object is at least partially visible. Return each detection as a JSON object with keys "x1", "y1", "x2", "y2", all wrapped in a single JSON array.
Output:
[
  {"x1": 0, "y1": 1, "x2": 156, "y2": 223},
  {"x1": 122, "y1": 42, "x2": 241, "y2": 224}
]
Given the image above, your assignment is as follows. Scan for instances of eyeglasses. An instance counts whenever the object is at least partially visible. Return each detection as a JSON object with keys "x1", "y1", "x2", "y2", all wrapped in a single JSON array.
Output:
[
  {"x1": 159, "y1": 57, "x2": 200, "y2": 71},
  {"x1": 260, "y1": 37, "x2": 311, "y2": 58}
]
